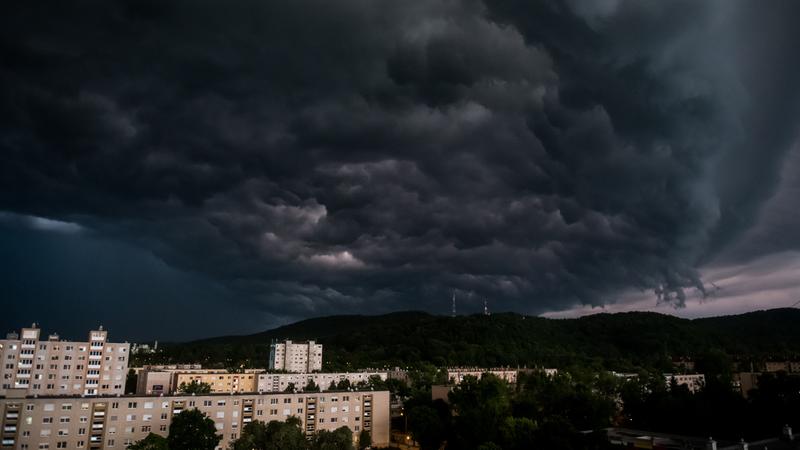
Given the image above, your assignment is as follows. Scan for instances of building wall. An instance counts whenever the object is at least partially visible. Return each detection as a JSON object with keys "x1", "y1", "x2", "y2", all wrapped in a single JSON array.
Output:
[
  {"x1": 135, "y1": 369, "x2": 262, "y2": 395},
  {"x1": 0, "y1": 391, "x2": 390, "y2": 450},
  {"x1": 257, "y1": 372, "x2": 387, "y2": 393},
  {"x1": 664, "y1": 374, "x2": 705, "y2": 393},
  {"x1": 135, "y1": 372, "x2": 173, "y2": 396},
  {"x1": 268, "y1": 341, "x2": 323, "y2": 373},
  {"x1": 446, "y1": 368, "x2": 518, "y2": 384},
  {"x1": 173, "y1": 373, "x2": 258, "y2": 394},
  {"x1": 1, "y1": 326, "x2": 129, "y2": 398},
  {"x1": 764, "y1": 361, "x2": 800, "y2": 373}
]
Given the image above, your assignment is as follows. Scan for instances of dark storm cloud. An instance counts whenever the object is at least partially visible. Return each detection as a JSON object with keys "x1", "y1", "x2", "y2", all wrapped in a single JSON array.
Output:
[{"x1": 2, "y1": 0, "x2": 800, "y2": 324}]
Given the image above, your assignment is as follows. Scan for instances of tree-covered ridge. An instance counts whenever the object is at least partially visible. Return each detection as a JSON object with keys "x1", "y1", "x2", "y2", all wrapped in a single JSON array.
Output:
[{"x1": 133, "y1": 309, "x2": 800, "y2": 371}]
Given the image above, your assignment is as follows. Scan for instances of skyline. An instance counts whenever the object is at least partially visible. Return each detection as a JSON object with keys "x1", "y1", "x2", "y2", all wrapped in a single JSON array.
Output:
[{"x1": 3, "y1": 0, "x2": 800, "y2": 340}]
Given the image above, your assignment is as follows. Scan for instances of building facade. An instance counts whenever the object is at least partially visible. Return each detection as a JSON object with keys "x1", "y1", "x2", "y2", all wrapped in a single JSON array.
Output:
[
  {"x1": 135, "y1": 368, "x2": 261, "y2": 395},
  {"x1": 0, "y1": 390, "x2": 390, "y2": 450},
  {"x1": 257, "y1": 371, "x2": 387, "y2": 393},
  {"x1": 268, "y1": 340, "x2": 323, "y2": 373},
  {"x1": 0, "y1": 325, "x2": 129, "y2": 398},
  {"x1": 446, "y1": 368, "x2": 518, "y2": 384},
  {"x1": 664, "y1": 373, "x2": 705, "y2": 393},
  {"x1": 764, "y1": 361, "x2": 800, "y2": 373}
]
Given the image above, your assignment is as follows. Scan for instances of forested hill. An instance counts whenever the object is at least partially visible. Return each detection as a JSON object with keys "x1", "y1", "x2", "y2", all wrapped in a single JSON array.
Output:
[{"x1": 137, "y1": 308, "x2": 800, "y2": 371}]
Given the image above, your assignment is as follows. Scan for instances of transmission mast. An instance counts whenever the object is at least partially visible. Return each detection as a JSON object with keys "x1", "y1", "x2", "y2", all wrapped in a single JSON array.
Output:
[
  {"x1": 451, "y1": 291, "x2": 457, "y2": 317},
  {"x1": 483, "y1": 299, "x2": 490, "y2": 316}
]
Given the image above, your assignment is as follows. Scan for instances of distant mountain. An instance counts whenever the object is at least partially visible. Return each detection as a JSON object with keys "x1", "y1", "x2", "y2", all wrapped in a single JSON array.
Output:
[{"x1": 140, "y1": 308, "x2": 800, "y2": 371}]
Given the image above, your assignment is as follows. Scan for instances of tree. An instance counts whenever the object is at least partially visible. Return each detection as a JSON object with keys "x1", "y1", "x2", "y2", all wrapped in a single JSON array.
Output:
[
  {"x1": 127, "y1": 433, "x2": 169, "y2": 450},
  {"x1": 357, "y1": 429, "x2": 372, "y2": 450},
  {"x1": 407, "y1": 404, "x2": 447, "y2": 450},
  {"x1": 448, "y1": 375, "x2": 511, "y2": 449},
  {"x1": 336, "y1": 379, "x2": 351, "y2": 390},
  {"x1": 366, "y1": 375, "x2": 388, "y2": 390},
  {"x1": 230, "y1": 417, "x2": 306, "y2": 450},
  {"x1": 329, "y1": 380, "x2": 338, "y2": 391},
  {"x1": 310, "y1": 426, "x2": 353, "y2": 450},
  {"x1": 178, "y1": 380, "x2": 212, "y2": 394},
  {"x1": 305, "y1": 379, "x2": 320, "y2": 392},
  {"x1": 284, "y1": 382, "x2": 296, "y2": 393},
  {"x1": 167, "y1": 409, "x2": 221, "y2": 450}
]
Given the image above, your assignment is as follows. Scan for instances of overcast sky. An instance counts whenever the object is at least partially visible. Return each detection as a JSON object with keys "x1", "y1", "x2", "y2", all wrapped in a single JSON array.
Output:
[{"x1": 2, "y1": 0, "x2": 800, "y2": 341}]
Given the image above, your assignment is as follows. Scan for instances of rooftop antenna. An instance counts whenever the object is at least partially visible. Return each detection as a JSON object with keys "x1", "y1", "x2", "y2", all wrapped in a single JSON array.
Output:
[
  {"x1": 791, "y1": 300, "x2": 800, "y2": 308},
  {"x1": 451, "y1": 291, "x2": 457, "y2": 318}
]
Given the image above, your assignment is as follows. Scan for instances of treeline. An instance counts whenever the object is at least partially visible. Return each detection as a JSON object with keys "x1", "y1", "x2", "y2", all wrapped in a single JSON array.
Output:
[
  {"x1": 133, "y1": 309, "x2": 800, "y2": 372},
  {"x1": 400, "y1": 368, "x2": 800, "y2": 449}
]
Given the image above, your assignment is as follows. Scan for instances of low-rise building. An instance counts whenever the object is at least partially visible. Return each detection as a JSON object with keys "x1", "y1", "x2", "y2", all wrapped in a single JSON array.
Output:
[
  {"x1": 764, "y1": 361, "x2": 800, "y2": 373},
  {"x1": 0, "y1": 325, "x2": 129, "y2": 398},
  {"x1": 0, "y1": 390, "x2": 390, "y2": 450},
  {"x1": 446, "y1": 367, "x2": 518, "y2": 384},
  {"x1": 257, "y1": 371, "x2": 387, "y2": 393},
  {"x1": 664, "y1": 373, "x2": 705, "y2": 393},
  {"x1": 135, "y1": 368, "x2": 261, "y2": 395}
]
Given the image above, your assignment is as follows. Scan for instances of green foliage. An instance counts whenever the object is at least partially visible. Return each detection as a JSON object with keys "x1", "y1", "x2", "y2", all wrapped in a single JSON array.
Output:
[
  {"x1": 407, "y1": 404, "x2": 448, "y2": 450},
  {"x1": 178, "y1": 380, "x2": 211, "y2": 394},
  {"x1": 305, "y1": 379, "x2": 320, "y2": 392},
  {"x1": 309, "y1": 426, "x2": 354, "y2": 450},
  {"x1": 127, "y1": 433, "x2": 169, "y2": 450},
  {"x1": 133, "y1": 309, "x2": 800, "y2": 372},
  {"x1": 402, "y1": 372, "x2": 629, "y2": 450},
  {"x1": 167, "y1": 409, "x2": 221, "y2": 450},
  {"x1": 357, "y1": 429, "x2": 372, "y2": 450},
  {"x1": 620, "y1": 369, "x2": 800, "y2": 441},
  {"x1": 230, "y1": 417, "x2": 306, "y2": 450},
  {"x1": 284, "y1": 382, "x2": 297, "y2": 393},
  {"x1": 448, "y1": 375, "x2": 512, "y2": 449}
]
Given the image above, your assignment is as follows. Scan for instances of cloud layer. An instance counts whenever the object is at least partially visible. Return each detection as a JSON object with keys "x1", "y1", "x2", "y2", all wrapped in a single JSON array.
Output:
[{"x1": 2, "y1": 0, "x2": 800, "y2": 334}]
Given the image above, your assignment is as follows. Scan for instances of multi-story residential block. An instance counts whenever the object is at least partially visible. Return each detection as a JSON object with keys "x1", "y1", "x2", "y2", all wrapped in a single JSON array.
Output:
[
  {"x1": 257, "y1": 371, "x2": 387, "y2": 393},
  {"x1": 0, "y1": 325, "x2": 129, "y2": 398},
  {"x1": 664, "y1": 373, "x2": 705, "y2": 393},
  {"x1": 268, "y1": 340, "x2": 322, "y2": 373},
  {"x1": 446, "y1": 367, "x2": 518, "y2": 384},
  {"x1": 0, "y1": 390, "x2": 390, "y2": 450},
  {"x1": 764, "y1": 361, "x2": 800, "y2": 373},
  {"x1": 135, "y1": 368, "x2": 261, "y2": 396}
]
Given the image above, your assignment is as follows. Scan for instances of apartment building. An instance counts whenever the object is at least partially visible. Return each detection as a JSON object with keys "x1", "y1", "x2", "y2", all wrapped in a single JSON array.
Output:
[
  {"x1": 136, "y1": 368, "x2": 261, "y2": 395},
  {"x1": 764, "y1": 361, "x2": 800, "y2": 373},
  {"x1": 0, "y1": 390, "x2": 390, "y2": 450},
  {"x1": 268, "y1": 340, "x2": 322, "y2": 373},
  {"x1": 0, "y1": 325, "x2": 129, "y2": 398},
  {"x1": 664, "y1": 373, "x2": 705, "y2": 393},
  {"x1": 257, "y1": 371, "x2": 387, "y2": 393},
  {"x1": 446, "y1": 367, "x2": 518, "y2": 384}
]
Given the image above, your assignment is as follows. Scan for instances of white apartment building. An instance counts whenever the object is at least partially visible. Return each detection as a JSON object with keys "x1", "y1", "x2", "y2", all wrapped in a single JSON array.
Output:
[
  {"x1": 0, "y1": 325, "x2": 129, "y2": 398},
  {"x1": 257, "y1": 371, "x2": 387, "y2": 393},
  {"x1": 446, "y1": 367, "x2": 518, "y2": 384},
  {"x1": 664, "y1": 373, "x2": 705, "y2": 393},
  {"x1": 268, "y1": 340, "x2": 322, "y2": 373},
  {"x1": 0, "y1": 390, "x2": 390, "y2": 450}
]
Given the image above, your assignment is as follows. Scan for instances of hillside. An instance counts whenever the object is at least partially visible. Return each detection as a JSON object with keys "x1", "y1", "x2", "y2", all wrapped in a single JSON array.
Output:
[{"x1": 135, "y1": 308, "x2": 800, "y2": 371}]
